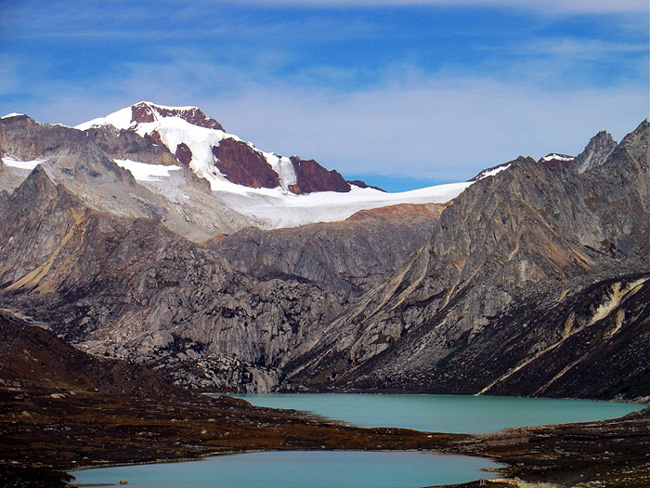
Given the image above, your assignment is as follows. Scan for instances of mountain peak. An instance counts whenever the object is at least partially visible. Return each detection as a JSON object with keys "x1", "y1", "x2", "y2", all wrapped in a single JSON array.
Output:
[
  {"x1": 76, "y1": 102, "x2": 225, "y2": 132},
  {"x1": 130, "y1": 101, "x2": 225, "y2": 131},
  {"x1": 570, "y1": 130, "x2": 617, "y2": 174},
  {"x1": 75, "y1": 102, "x2": 373, "y2": 199}
]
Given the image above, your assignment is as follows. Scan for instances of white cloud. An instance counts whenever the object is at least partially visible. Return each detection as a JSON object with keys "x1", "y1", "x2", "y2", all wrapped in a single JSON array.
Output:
[
  {"x1": 4, "y1": 39, "x2": 646, "y2": 185},
  {"x1": 220, "y1": 0, "x2": 648, "y2": 14},
  {"x1": 206, "y1": 79, "x2": 647, "y2": 182}
]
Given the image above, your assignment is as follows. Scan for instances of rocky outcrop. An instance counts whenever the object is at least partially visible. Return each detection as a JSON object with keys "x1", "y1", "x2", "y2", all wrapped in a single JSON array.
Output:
[
  {"x1": 289, "y1": 156, "x2": 351, "y2": 194},
  {"x1": 214, "y1": 216, "x2": 436, "y2": 293},
  {"x1": 0, "y1": 116, "x2": 255, "y2": 241},
  {"x1": 82, "y1": 125, "x2": 179, "y2": 166},
  {"x1": 175, "y1": 142, "x2": 193, "y2": 166},
  {"x1": 130, "y1": 101, "x2": 225, "y2": 131},
  {"x1": 570, "y1": 130, "x2": 618, "y2": 174},
  {"x1": 468, "y1": 161, "x2": 512, "y2": 181},
  {"x1": 346, "y1": 202, "x2": 448, "y2": 221},
  {"x1": 212, "y1": 138, "x2": 281, "y2": 189},
  {"x1": 0, "y1": 312, "x2": 188, "y2": 399},
  {"x1": 346, "y1": 179, "x2": 385, "y2": 192}
]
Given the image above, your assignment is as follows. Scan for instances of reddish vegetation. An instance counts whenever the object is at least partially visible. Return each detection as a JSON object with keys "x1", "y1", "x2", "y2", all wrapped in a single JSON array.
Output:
[
  {"x1": 175, "y1": 142, "x2": 193, "y2": 167},
  {"x1": 212, "y1": 139, "x2": 280, "y2": 189},
  {"x1": 289, "y1": 157, "x2": 351, "y2": 194}
]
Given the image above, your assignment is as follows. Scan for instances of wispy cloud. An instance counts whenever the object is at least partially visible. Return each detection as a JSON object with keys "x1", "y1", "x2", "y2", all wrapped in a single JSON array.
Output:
[
  {"x1": 2, "y1": 0, "x2": 647, "y2": 187},
  {"x1": 219, "y1": 0, "x2": 648, "y2": 14},
  {"x1": 208, "y1": 78, "x2": 646, "y2": 182},
  {"x1": 11, "y1": 61, "x2": 645, "y2": 184}
]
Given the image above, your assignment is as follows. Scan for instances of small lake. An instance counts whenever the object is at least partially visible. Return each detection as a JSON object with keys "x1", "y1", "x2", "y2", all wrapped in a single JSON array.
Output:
[
  {"x1": 71, "y1": 394, "x2": 643, "y2": 487},
  {"x1": 228, "y1": 393, "x2": 644, "y2": 434},
  {"x1": 72, "y1": 451, "x2": 501, "y2": 488}
]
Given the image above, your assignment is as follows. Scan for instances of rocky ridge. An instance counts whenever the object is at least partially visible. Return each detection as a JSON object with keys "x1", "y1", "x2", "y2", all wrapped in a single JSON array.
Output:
[
  {"x1": 0, "y1": 114, "x2": 254, "y2": 242},
  {"x1": 287, "y1": 121, "x2": 650, "y2": 396},
  {"x1": 0, "y1": 113, "x2": 648, "y2": 398},
  {"x1": 0, "y1": 161, "x2": 436, "y2": 391}
]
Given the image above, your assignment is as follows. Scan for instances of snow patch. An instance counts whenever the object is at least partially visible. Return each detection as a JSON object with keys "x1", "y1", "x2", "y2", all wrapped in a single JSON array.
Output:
[
  {"x1": 478, "y1": 164, "x2": 510, "y2": 179},
  {"x1": 113, "y1": 159, "x2": 183, "y2": 182},
  {"x1": 541, "y1": 153, "x2": 574, "y2": 162},
  {"x1": 1, "y1": 156, "x2": 48, "y2": 170},
  {"x1": 76, "y1": 106, "x2": 134, "y2": 131},
  {"x1": 263, "y1": 152, "x2": 297, "y2": 190},
  {"x1": 215, "y1": 181, "x2": 472, "y2": 229},
  {"x1": 1, "y1": 113, "x2": 26, "y2": 119}
]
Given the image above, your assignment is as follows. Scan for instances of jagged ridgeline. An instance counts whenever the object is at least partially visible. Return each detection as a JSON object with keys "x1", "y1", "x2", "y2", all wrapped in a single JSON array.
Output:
[{"x1": 0, "y1": 107, "x2": 648, "y2": 398}]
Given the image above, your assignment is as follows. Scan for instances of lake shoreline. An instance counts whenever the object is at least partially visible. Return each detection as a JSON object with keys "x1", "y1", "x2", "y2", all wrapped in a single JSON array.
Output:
[{"x1": 2, "y1": 385, "x2": 648, "y2": 488}]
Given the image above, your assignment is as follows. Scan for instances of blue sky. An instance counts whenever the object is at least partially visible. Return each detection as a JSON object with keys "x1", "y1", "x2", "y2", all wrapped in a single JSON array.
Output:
[{"x1": 1, "y1": 0, "x2": 648, "y2": 190}]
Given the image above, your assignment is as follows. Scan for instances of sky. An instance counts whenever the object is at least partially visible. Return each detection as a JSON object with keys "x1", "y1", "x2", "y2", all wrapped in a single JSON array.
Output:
[{"x1": 0, "y1": 0, "x2": 648, "y2": 191}]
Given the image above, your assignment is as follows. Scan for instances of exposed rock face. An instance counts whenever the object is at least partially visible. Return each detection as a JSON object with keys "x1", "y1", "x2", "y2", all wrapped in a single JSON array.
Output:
[
  {"x1": 130, "y1": 101, "x2": 225, "y2": 131},
  {"x1": 289, "y1": 156, "x2": 351, "y2": 194},
  {"x1": 0, "y1": 163, "x2": 434, "y2": 392},
  {"x1": 468, "y1": 160, "x2": 512, "y2": 181},
  {"x1": 570, "y1": 130, "x2": 618, "y2": 174},
  {"x1": 175, "y1": 142, "x2": 193, "y2": 166},
  {"x1": 286, "y1": 122, "x2": 650, "y2": 397},
  {"x1": 0, "y1": 116, "x2": 255, "y2": 241},
  {"x1": 0, "y1": 118, "x2": 648, "y2": 399},
  {"x1": 81, "y1": 125, "x2": 179, "y2": 166},
  {"x1": 0, "y1": 312, "x2": 188, "y2": 399},
  {"x1": 212, "y1": 138, "x2": 281, "y2": 189},
  {"x1": 346, "y1": 202, "x2": 449, "y2": 221},
  {"x1": 76, "y1": 102, "x2": 374, "y2": 195},
  {"x1": 215, "y1": 216, "x2": 436, "y2": 293},
  {"x1": 346, "y1": 179, "x2": 386, "y2": 192}
]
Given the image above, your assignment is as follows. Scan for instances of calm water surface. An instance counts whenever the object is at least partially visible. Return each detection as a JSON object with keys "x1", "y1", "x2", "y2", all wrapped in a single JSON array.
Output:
[
  {"x1": 72, "y1": 394, "x2": 643, "y2": 487},
  {"x1": 72, "y1": 451, "x2": 501, "y2": 488},
  {"x1": 228, "y1": 393, "x2": 643, "y2": 433}
]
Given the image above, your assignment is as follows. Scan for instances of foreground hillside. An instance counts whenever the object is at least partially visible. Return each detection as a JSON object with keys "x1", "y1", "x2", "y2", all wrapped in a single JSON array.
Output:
[
  {"x1": 0, "y1": 313, "x2": 460, "y2": 487},
  {"x1": 1, "y1": 313, "x2": 648, "y2": 487}
]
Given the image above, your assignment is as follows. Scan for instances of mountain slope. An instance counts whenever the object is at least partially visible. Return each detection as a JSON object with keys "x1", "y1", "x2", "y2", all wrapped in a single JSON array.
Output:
[
  {"x1": 0, "y1": 113, "x2": 254, "y2": 241},
  {"x1": 1, "y1": 112, "x2": 647, "y2": 398},
  {"x1": 0, "y1": 164, "x2": 438, "y2": 391},
  {"x1": 74, "y1": 102, "x2": 471, "y2": 228},
  {"x1": 286, "y1": 121, "x2": 650, "y2": 398}
]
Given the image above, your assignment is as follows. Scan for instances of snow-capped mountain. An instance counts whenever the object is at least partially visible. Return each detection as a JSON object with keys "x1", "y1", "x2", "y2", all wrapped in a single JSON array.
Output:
[
  {"x1": 76, "y1": 101, "x2": 350, "y2": 195},
  {"x1": 73, "y1": 102, "x2": 472, "y2": 228}
]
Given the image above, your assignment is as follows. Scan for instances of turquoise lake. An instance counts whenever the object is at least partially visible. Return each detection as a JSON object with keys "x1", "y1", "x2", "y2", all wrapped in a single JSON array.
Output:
[
  {"x1": 71, "y1": 451, "x2": 501, "y2": 488},
  {"x1": 228, "y1": 393, "x2": 644, "y2": 434},
  {"x1": 71, "y1": 394, "x2": 643, "y2": 487}
]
